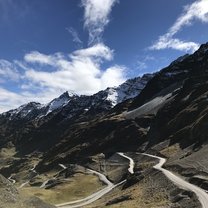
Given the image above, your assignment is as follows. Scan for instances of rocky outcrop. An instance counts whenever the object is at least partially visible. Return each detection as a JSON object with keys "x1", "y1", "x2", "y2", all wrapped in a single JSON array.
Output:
[{"x1": 0, "y1": 174, "x2": 55, "y2": 208}]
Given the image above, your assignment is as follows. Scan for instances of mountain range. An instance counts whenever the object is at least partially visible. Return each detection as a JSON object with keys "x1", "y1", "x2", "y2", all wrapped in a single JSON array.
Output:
[
  {"x1": 1, "y1": 42, "x2": 208, "y2": 208},
  {"x1": 2, "y1": 73, "x2": 153, "y2": 120}
]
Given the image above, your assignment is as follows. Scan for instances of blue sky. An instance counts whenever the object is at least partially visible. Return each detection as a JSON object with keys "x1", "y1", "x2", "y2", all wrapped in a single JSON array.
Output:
[{"x1": 0, "y1": 0, "x2": 208, "y2": 112}]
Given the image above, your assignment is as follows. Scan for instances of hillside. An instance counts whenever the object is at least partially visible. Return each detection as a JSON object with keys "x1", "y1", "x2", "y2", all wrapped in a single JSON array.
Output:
[{"x1": 1, "y1": 43, "x2": 208, "y2": 207}]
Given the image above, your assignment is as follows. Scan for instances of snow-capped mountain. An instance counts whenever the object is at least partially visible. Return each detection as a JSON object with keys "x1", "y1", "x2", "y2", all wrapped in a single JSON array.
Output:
[
  {"x1": 0, "y1": 73, "x2": 154, "y2": 121},
  {"x1": 42, "y1": 91, "x2": 74, "y2": 116},
  {"x1": 103, "y1": 74, "x2": 154, "y2": 106},
  {"x1": 1, "y1": 92, "x2": 75, "y2": 121},
  {"x1": 2, "y1": 102, "x2": 43, "y2": 120}
]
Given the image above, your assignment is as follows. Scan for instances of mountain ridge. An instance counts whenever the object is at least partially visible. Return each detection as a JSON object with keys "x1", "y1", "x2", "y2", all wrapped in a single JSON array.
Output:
[
  {"x1": 1, "y1": 42, "x2": 208, "y2": 208},
  {"x1": 1, "y1": 73, "x2": 154, "y2": 120}
]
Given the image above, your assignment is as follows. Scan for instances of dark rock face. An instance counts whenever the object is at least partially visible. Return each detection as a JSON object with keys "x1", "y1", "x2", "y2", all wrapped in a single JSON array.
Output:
[
  {"x1": 124, "y1": 42, "x2": 208, "y2": 151},
  {"x1": 35, "y1": 117, "x2": 148, "y2": 173},
  {"x1": 131, "y1": 42, "x2": 208, "y2": 109},
  {"x1": 189, "y1": 176, "x2": 208, "y2": 191},
  {"x1": 0, "y1": 74, "x2": 153, "y2": 154},
  {"x1": 169, "y1": 189, "x2": 200, "y2": 207},
  {"x1": 0, "y1": 73, "x2": 153, "y2": 122},
  {"x1": 147, "y1": 75, "x2": 208, "y2": 149},
  {"x1": 106, "y1": 195, "x2": 132, "y2": 206},
  {"x1": 122, "y1": 173, "x2": 144, "y2": 189},
  {"x1": 1, "y1": 43, "x2": 208, "y2": 208},
  {"x1": 0, "y1": 43, "x2": 207, "y2": 162},
  {"x1": 1, "y1": 42, "x2": 208, "y2": 192}
]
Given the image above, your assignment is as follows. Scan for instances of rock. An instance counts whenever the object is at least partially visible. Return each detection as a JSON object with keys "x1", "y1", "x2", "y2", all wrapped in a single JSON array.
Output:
[
  {"x1": 122, "y1": 173, "x2": 144, "y2": 189},
  {"x1": 106, "y1": 195, "x2": 132, "y2": 206}
]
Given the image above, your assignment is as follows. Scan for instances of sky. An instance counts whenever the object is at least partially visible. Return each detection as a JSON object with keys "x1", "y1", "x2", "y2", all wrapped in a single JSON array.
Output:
[{"x1": 0, "y1": 0, "x2": 208, "y2": 112}]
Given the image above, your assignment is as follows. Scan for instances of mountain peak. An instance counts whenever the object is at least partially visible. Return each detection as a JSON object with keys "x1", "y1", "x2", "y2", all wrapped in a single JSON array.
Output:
[
  {"x1": 2, "y1": 101, "x2": 42, "y2": 120},
  {"x1": 102, "y1": 73, "x2": 154, "y2": 106},
  {"x1": 1, "y1": 73, "x2": 154, "y2": 119},
  {"x1": 44, "y1": 92, "x2": 72, "y2": 116},
  {"x1": 195, "y1": 42, "x2": 208, "y2": 55},
  {"x1": 59, "y1": 91, "x2": 70, "y2": 99},
  {"x1": 58, "y1": 91, "x2": 78, "y2": 99}
]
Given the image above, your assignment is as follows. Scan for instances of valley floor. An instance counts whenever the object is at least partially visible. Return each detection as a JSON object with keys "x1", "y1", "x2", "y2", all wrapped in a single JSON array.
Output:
[{"x1": 2, "y1": 141, "x2": 208, "y2": 208}]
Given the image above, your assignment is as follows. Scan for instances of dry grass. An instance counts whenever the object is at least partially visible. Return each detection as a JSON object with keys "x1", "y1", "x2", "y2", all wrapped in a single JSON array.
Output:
[
  {"x1": 139, "y1": 161, "x2": 156, "y2": 169},
  {"x1": 85, "y1": 176, "x2": 169, "y2": 208},
  {"x1": 19, "y1": 173, "x2": 104, "y2": 205},
  {"x1": 160, "y1": 144, "x2": 181, "y2": 157},
  {"x1": 0, "y1": 146, "x2": 16, "y2": 158}
]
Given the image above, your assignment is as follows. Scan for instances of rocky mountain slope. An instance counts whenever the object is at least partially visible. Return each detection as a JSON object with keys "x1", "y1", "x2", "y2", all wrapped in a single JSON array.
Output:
[
  {"x1": 2, "y1": 73, "x2": 153, "y2": 120},
  {"x1": 0, "y1": 174, "x2": 55, "y2": 208},
  {"x1": 1, "y1": 42, "x2": 208, "y2": 207},
  {"x1": 0, "y1": 73, "x2": 153, "y2": 153}
]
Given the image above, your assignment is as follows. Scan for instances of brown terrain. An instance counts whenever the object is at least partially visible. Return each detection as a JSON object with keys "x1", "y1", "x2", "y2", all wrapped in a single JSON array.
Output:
[{"x1": 1, "y1": 43, "x2": 208, "y2": 207}]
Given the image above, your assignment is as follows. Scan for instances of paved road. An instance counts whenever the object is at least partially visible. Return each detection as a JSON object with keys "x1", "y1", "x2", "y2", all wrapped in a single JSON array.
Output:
[
  {"x1": 40, "y1": 179, "x2": 49, "y2": 188},
  {"x1": 8, "y1": 175, "x2": 16, "y2": 184},
  {"x1": 19, "y1": 181, "x2": 29, "y2": 188},
  {"x1": 40, "y1": 164, "x2": 66, "y2": 189},
  {"x1": 59, "y1": 164, "x2": 67, "y2": 170},
  {"x1": 56, "y1": 168, "x2": 125, "y2": 208},
  {"x1": 141, "y1": 153, "x2": 208, "y2": 208},
  {"x1": 87, "y1": 169, "x2": 114, "y2": 186},
  {"x1": 117, "y1": 152, "x2": 135, "y2": 174},
  {"x1": 30, "y1": 164, "x2": 38, "y2": 174},
  {"x1": 56, "y1": 152, "x2": 136, "y2": 207}
]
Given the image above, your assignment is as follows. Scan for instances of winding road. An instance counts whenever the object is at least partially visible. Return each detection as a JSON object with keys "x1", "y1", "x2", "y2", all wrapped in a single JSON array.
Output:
[
  {"x1": 56, "y1": 153, "x2": 135, "y2": 207},
  {"x1": 9, "y1": 152, "x2": 208, "y2": 207},
  {"x1": 56, "y1": 153, "x2": 134, "y2": 207},
  {"x1": 140, "y1": 153, "x2": 208, "y2": 208},
  {"x1": 8, "y1": 175, "x2": 16, "y2": 184},
  {"x1": 40, "y1": 164, "x2": 67, "y2": 189},
  {"x1": 117, "y1": 152, "x2": 135, "y2": 174},
  {"x1": 19, "y1": 181, "x2": 29, "y2": 188},
  {"x1": 56, "y1": 168, "x2": 126, "y2": 208},
  {"x1": 19, "y1": 165, "x2": 38, "y2": 189},
  {"x1": 30, "y1": 164, "x2": 38, "y2": 174}
]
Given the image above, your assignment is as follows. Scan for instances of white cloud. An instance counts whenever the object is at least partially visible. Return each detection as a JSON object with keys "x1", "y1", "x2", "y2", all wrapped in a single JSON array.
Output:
[
  {"x1": 150, "y1": 36, "x2": 200, "y2": 53},
  {"x1": 24, "y1": 44, "x2": 113, "y2": 65},
  {"x1": 66, "y1": 27, "x2": 83, "y2": 46},
  {"x1": 0, "y1": 59, "x2": 20, "y2": 81},
  {"x1": 0, "y1": 87, "x2": 67, "y2": 113},
  {"x1": 0, "y1": 0, "x2": 125, "y2": 113},
  {"x1": 81, "y1": 0, "x2": 118, "y2": 44},
  {"x1": 0, "y1": 87, "x2": 25, "y2": 112},
  {"x1": 150, "y1": 0, "x2": 208, "y2": 52},
  {"x1": 24, "y1": 51, "x2": 56, "y2": 65},
  {"x1": 72, "y1": 43, "x2": 113, "y2": 60},
  {"x1": 169, "y1": 0, "x2": 208, "y2": 36},
  {"x1": 0, "y1": 43, "x2": 125, "y2": 113},
  {"x1": 23, "y1": 43, "x2": 125, "y2": 95},
  {"x1": 100, "y1": 65, "x2": 126, "y2": 87}
]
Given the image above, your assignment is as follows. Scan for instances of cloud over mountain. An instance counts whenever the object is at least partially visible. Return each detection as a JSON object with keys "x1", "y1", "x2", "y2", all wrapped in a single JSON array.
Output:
[{"x1": 150, "y1": 0, "x2": 208, "y2": 52}]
